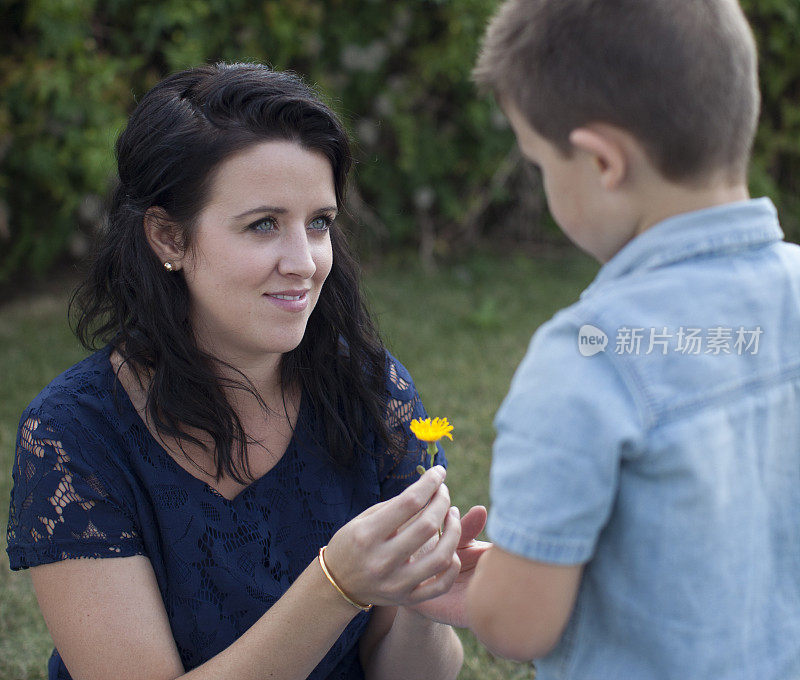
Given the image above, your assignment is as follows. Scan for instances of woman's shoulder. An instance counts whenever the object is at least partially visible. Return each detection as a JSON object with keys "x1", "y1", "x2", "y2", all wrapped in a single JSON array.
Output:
[
  {"x1": 373, "y1": 350, "x2": 443, "y2": 499},
  {"x1": 20, "y1": 346, "x2": 127, "y2": 468},
  {"x1": 24, "y1": 346, "x2": 114, "y2": 420},
  {"x1": 379, "y1": 351, "x2": 427, "y2": 439},
  {"x1": 14, "y1": 345, "x2": 140, "y2": 524},
  {"x1": 381, "y1": 350, "x2": 419, "y2": 402},
  {"x1": 9, "y1": 346, "x2": 145, "y2": 570}
]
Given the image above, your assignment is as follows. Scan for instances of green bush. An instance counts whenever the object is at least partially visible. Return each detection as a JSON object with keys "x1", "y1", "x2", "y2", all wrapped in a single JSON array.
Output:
[
  {"x1": 744, "y1": 0, "x2": 800, "y2": 238},
  {"x1": 1, "y1": 0, "x2": 798, "y2": 285}
]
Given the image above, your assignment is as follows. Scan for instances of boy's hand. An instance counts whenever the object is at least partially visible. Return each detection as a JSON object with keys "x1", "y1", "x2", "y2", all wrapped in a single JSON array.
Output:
[{"x1": 405, "y1": 505, "x2": 491, "y2": 627}]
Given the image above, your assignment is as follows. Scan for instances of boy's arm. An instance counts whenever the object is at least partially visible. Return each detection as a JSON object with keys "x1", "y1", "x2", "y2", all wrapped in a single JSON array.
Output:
[
  {"x1": 466, "y1": 545, "x2": 582, "y2": 661},
  {"x1": 467, "y1": 314, "x2": 638, "y2": 661}
]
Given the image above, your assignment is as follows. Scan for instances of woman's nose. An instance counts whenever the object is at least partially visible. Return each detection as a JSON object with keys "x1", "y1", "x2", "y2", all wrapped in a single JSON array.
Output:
[{"x1": 277, "y1": 225, "x2": 317, "y2": 279}]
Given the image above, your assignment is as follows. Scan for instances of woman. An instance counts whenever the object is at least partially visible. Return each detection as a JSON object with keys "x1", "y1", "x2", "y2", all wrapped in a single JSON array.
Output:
[{"x1": 7, "y1": 63, "x2": 488, "y2": 680}]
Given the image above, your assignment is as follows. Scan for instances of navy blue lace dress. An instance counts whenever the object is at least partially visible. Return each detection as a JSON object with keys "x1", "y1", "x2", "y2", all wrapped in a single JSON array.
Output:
[{"x1": 6, "y1": 346, "x2": 444, "y2": 680}]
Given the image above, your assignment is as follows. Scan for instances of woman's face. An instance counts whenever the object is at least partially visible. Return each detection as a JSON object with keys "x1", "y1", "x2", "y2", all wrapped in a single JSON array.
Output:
[{"x1": 179, "y1": 140, "x2": 336, "y2": 365}]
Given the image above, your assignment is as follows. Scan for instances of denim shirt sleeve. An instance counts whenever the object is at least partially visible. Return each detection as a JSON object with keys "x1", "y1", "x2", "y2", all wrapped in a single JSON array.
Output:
[{"x1": 487, "y1": 310, "x2": 643, "y2": 565}]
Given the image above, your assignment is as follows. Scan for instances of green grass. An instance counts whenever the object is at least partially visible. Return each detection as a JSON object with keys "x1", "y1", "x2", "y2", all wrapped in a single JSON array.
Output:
[
  {"x1": 0, "y1": 293, "x2": 89, "y2": 680},
  {"x1": 0, "y1": 250, "x2": 598, "y2": 680}
]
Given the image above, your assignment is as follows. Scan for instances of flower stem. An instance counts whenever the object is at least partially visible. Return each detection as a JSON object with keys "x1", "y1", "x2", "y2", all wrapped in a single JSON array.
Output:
[{"x1": 429, "y1": 441, "x2": 442, "y2": 538}]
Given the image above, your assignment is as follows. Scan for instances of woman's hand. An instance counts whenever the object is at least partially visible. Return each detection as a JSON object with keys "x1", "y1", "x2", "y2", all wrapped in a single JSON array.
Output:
[
  {"x1": 324, "y1": 465, "x2": 463, "y2": 608},
  {"x1": 405, "y1": 505, "x2": 492, "y2": 627}
]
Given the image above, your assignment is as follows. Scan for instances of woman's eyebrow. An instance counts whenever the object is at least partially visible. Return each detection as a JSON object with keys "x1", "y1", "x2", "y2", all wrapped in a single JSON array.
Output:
[
  {"x1": 233, "y1": 205, "x2": 287, "y2": 220},
  {"x1": 232, "y1": 205, "x2": 338, "y2": 220}
]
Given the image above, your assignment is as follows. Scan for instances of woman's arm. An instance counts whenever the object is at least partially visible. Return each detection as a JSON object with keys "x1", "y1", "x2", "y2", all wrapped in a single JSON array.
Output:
[
  {"x1": 359, "y1": 606, "x2": 463, "y2": 680},
  {"x1": 31, "y1": 552, "x2": 359, "y2": 680},
  {"x1": 30, "y1": 466, "x2": 462, "y2": 680}
]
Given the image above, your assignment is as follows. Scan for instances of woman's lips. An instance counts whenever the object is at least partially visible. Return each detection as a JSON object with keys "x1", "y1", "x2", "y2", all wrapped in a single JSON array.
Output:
[{"x1": 263, "y1": 290, "x2": 310, "y2": 312}]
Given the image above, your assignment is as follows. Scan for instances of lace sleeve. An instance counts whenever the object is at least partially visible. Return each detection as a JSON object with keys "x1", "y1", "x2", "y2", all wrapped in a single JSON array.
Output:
[
  {"x1": 378, "y1": 355, "x2": 448, "y2": 501},
  {"x1": 6, "y1": 408, "x2": 144, "y2": 570}
]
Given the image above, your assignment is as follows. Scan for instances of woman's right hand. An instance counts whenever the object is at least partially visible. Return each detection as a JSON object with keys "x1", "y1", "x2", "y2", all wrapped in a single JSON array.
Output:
[{"x1": 323, "y1": 465, "x2": 462, "y2": 608}]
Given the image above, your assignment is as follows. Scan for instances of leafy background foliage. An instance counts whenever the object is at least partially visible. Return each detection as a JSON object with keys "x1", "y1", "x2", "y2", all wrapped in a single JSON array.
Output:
[{"x1": 0, "y1": 0, "x2": 798, "y2": 285}]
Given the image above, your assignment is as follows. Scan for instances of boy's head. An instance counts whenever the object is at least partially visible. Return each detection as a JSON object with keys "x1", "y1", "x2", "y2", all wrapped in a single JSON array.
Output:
[
  {"x1": 474, "y1": 0, "x2": 759, "y2": 181},
  {"x1": 474, "y1": 0, "x2": 760, "y2": 186}
]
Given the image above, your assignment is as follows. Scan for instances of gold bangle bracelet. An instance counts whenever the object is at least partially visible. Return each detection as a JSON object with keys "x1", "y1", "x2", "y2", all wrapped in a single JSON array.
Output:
[{"x1": 318, "y1": 546, "x2": 373, "y2": 612}]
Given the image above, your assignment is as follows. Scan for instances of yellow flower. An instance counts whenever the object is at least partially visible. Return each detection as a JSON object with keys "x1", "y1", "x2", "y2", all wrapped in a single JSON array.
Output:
[
  {"x1": 410, "y1": 417, "x2": 454, "y2": 536},
  {"x1": 410, "y1": 417, "x2": 454, "y2": 443}
]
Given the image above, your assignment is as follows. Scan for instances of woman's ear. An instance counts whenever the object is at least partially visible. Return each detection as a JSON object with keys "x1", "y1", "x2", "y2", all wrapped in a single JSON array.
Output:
[
  {"x1": 569, "y1": 126, "x2": 628, "y2": 191},
  {"x1": 143, "y1": 207, "x2": 185, "y2": 270}
]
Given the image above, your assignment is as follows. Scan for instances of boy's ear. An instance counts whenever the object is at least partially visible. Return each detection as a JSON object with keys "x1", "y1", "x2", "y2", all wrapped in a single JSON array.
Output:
[
  {"x1": 569, "y1": 126, "x2": 627, "y2": 191},
  {"x1": 143, "y1": 207, "x2": 185, "y2": 269}
]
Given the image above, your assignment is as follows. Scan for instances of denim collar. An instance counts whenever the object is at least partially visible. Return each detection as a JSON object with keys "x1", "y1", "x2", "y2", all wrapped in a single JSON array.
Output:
[{"x1": 582, "y1": 197, "x2": 783, "y2": 299}]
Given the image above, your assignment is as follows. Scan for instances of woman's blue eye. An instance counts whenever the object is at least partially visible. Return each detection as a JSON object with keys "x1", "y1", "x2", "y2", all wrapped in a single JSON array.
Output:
[
  {"x1": 309, "y1": 216, "x2": 333, "y2": 231},
  {"x1": 250, "y1": 217, "x2": 277, "y2": 233}
]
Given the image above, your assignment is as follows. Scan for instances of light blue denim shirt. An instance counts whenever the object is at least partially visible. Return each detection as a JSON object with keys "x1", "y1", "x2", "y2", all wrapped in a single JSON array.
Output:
[{"x1": 488, "y1": 198, "x2": 800, "y2": 679}]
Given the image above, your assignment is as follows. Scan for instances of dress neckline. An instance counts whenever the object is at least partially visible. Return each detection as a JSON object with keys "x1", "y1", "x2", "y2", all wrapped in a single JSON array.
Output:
[{"x1": 99, "y1": 345, "x2": 303, "y2": 504}]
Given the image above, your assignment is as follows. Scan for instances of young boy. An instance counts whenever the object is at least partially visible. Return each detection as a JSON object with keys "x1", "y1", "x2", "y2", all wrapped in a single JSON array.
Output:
[{"x1": 465, "y1": 1, "x2": 800, "y2": 677}]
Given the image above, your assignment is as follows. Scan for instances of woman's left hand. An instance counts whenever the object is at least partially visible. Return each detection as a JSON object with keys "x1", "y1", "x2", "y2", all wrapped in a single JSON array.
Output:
[{"x1": 405, "y1": 505, "x2": 491, "y2": 628}]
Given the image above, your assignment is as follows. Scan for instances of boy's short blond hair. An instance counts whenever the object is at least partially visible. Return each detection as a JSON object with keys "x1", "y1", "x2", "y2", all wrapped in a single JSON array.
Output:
[{"x1": 474, "y1": 0, "x2": 760, "y2": 183}]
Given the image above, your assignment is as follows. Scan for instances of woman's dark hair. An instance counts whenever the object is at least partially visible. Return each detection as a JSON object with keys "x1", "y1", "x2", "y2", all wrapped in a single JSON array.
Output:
[{"x1": 72, "y1": 62, "x2": 400, "y2": 481}]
